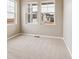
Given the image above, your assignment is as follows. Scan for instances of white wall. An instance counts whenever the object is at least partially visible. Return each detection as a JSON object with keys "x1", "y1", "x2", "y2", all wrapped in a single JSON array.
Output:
[
  {"x1": 63, "y1": 0, "x2": 72, "y2": 54},
  {"x1": 7, "y1": 0, "x2": 21, "y2": 38},
  {"x1": 21, "y1": 0, "x2": 63, "y2": 37}
]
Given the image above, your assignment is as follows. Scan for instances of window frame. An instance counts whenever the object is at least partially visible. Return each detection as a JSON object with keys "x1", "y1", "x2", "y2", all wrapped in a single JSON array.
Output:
[
  {"x1": 41, "y1": 1, "x2": 56, "y2": 25},
  {"x1": 26, "y1": 2, "x2": 38, "y2": 24},
  {"x1": 7, "y1": 0, "x2": 17, "y2": 24},
  {"x1": 26, "y1": 1, "x2": 56, "y2": 25}
]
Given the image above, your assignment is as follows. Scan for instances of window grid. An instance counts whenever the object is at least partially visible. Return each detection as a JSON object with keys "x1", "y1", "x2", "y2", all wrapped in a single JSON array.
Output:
[
  {"x1": 7, "y1": 0, "x2": 16, "y2": 19},
  {"x1": 7, "y1": 0, "x2": 17, "y2": 24},
  {"x1": 26, "y1": 2, "x2": 55, "y2": 25}
]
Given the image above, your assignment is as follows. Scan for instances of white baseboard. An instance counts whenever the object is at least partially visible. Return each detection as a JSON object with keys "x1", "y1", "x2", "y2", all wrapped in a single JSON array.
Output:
[
  {"x1": 63, "y1": 38, "x2": 72, "y2": 57},
  {"x1": 8, "y1": 33, "x2": 22, "y2": 40},
  {"x1": 22, "y1": 33, "x2": 64, "y2": 39}
]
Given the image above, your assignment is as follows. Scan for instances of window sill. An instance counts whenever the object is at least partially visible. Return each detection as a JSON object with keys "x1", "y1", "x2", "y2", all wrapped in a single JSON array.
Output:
[
  {"x1": 44, "y1": 23, "x2": 56, "y2": 25},
  {"x1": 26, "y1": 23, "x2": 56, "y2": 25},
  {"x1": 43, "y1": 23, "x2": 56, "y2": 25}
]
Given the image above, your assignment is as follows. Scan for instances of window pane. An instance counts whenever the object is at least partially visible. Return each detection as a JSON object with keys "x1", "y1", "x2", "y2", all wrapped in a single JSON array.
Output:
[
  {"x1": 28, "y1": 4, "x2": 30, "y2": 13},
  {"x1": 27, "y1": 3, "x2": 38, "y2": 24},
  {"x1": 32, "y1": 13, "x2": 38, "y2": 24},
  {"x1": 28, "y1": 14, "x2": 30, "y2": 23},
  {"x1": 7, "y1": 13, "x2": 14, "y2": 18},
  {"x1": 7, "y1": 0, "x2": 15, "y2": 19},
  {"x1": 47, "y1": 4, "x2": 55, "y2": 12},
  {"x1": 32, "y1": 4, "x2": 38, "y2": 24},
  {"x1": 8, "y1": 6, "x2": 15, "y2": 12},
  {"x1": 41, "y1": 4, "x2": 48, "y2": 13},
  {"x1": 32, "y1": 4, "x2": 38, "y2": 12},
  {"x1": 41, "y1": 7, "x2": 47, "y2": 13},
  {"x1": 41, "y1": 2, "x2": 55, "y2": 24},
  {"x1": 48, "y1": 7, "x2": 55, "y2": 12}
]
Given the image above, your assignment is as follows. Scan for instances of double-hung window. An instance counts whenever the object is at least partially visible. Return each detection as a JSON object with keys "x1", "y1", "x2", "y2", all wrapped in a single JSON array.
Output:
[
  {"x1": 26, "y1": 1, "x2": 55, "y2": 25},
  {"x1": 7, "y1": 0, "x2": 17, "y2": 24},
  {"x1": 27, "y1": 2, "x2": 38, "y2": 24},
  {"x1": 41, "y1": 2, "x2": 55, "y2": 24}
]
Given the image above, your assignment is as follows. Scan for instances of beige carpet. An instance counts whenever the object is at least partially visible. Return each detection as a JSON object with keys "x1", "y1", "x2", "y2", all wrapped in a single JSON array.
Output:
[{"x1": 7, "y1": 35, "x2": 71, "y2": 59}]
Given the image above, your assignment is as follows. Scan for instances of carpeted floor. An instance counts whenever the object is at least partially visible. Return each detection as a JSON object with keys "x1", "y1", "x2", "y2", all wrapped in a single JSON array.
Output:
[{"x1": 7, "y1": 35, "x2": 71, "y2": 59}]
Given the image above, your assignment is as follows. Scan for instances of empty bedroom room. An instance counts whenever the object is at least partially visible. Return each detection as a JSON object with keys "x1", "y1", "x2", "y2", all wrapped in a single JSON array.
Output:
[{"x1": 7, "y1": 0, "x2": 72, "y2": 59}]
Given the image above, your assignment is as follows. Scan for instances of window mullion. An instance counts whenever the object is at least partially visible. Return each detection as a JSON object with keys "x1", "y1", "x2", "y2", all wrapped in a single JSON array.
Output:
[
  {"x1": 37, "y1": 2, "x2": 41, "y2": 24},
  {"x1": 30, "y1": 3, "x2": 32, "y2": 23}
]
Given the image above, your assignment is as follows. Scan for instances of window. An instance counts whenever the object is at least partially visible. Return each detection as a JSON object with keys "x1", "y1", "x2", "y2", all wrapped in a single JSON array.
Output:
[
  {"x1": 26, "y1": 1, "x2": 55, "y2": 25},
  {"x1": 41, "y1": 2, "x2": 55, "y2": 24},
  {"x1": 7, "y1": 0, "x2": 17, "y2": 24},
  {"x1": 27, "y1": 3, "x2": 38, "y2": 24}
]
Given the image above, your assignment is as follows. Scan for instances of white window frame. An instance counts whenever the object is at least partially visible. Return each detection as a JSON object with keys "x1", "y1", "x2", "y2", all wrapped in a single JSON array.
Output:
[
  {"x1": 7, "y1": 0, "x2": 17, "y2": 24},
  {"x1": 26, "y1": 2, "x2": 38, "y2": 24},
  {"x1": 26, "y1": 1, "x2": 56, "y2": 25},
  {"x1": 41, "y1": 1, "x2": 56, "y2": 25}
]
